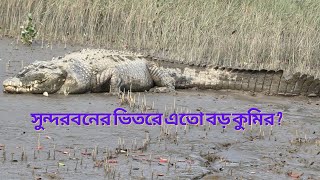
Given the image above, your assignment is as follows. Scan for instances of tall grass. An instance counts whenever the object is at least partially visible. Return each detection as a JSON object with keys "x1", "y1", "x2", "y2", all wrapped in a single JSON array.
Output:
[{"x1": 0, "y1": 0, "x2": 320, "y2": 77}]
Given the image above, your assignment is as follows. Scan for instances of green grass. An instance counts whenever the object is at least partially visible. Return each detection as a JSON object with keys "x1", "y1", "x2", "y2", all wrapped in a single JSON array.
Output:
[{"x1": 0, "y1": 0, "x2": 319, "y2": 77}]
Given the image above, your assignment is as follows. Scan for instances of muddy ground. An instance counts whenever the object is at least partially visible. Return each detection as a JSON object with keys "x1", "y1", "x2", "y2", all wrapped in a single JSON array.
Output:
[{"x1": 0, "y1": 37, "x2": 319, "y2": 180}]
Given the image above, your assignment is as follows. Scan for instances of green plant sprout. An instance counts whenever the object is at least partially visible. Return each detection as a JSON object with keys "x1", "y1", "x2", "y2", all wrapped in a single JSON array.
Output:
[{"x1": 20, "y1": 13, "x2": 37, "y2": 45}]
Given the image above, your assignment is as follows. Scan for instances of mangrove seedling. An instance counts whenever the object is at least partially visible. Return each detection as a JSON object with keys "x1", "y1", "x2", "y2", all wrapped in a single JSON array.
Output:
[{"x1": 20, "y1": 13, "x2": 37, "y2": 45}]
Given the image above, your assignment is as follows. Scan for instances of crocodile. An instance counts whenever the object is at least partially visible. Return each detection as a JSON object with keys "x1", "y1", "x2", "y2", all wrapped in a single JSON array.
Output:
[{"x1": 2, "y1": 49, "x2": 320, "y2": 97}]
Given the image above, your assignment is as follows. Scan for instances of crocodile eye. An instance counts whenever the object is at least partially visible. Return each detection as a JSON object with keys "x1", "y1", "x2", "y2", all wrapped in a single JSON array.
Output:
[
  {"x1": 39, "y1": 65, "x2": 45, "y2": 69},
  {"x1": 17, "y1": 68, "x2": 29, "y2": 77}
]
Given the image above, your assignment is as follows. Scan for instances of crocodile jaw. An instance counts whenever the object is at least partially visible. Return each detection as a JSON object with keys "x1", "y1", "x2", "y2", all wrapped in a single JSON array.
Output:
[{"x1": 3, "y1": 77, "x2": 36, "y2": 93}]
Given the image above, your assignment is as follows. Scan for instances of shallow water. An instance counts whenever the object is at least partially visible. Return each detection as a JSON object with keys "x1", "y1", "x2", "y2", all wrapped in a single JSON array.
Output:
[{"x1": 0, "y1": 37, "x2": 320, "y2": 180}]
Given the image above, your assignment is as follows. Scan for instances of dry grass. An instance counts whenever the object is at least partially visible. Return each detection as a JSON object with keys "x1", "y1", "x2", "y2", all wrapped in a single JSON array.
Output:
[{"x1": 0, "y1": 0, "x2": 319, "y2": 77}]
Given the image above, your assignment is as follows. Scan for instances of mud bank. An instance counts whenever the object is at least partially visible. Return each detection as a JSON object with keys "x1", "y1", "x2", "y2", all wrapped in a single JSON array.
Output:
[{"x1": 0, "y1": 38, "x2": 319, "y2": 179}]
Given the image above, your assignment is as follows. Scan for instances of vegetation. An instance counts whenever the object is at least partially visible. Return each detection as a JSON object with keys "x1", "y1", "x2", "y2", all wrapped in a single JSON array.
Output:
[
  {"x1": 0, "y1": 0, "x2": 319, "y2": 77},
  {"x1": 20, "y1": 13, "x2": 37, "y2": 45}
]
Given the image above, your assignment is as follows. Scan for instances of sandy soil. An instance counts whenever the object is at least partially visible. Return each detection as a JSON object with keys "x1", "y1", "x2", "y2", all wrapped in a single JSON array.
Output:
[{"x1": 0, "y1": 37, "x2": 319, "y2": 180}]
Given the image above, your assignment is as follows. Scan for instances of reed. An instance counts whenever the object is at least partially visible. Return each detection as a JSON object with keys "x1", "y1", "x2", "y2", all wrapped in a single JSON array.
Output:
[{"x1": 0, "y1": 0, "x2": 319, "y2": 77}]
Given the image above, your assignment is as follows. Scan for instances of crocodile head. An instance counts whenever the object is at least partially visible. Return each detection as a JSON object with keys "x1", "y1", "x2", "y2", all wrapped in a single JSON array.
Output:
[{"x1": 3, "y1": 61, "x2": 67, "y2": 94}]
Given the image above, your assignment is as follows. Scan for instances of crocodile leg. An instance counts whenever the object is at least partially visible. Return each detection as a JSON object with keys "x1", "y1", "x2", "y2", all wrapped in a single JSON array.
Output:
[
  {"x1": 146, "y1": 62, "x2": 175, "y2": 91},
  {"x1": 95, "y1": 67, "x2": 122, "y2": 93}
]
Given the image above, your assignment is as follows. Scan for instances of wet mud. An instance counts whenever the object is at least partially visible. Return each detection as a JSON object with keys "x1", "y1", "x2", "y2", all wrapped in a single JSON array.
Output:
[{"x1": 0, "y1": 37, "x2": 320, "y2": 180}]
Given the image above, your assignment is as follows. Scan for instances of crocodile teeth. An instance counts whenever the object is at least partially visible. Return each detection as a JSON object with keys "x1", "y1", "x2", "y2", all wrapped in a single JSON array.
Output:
[
  {"x1": 19, "y1": 82, "x2": 22, "y2": 86},
  {"x1": 8, "y1": 81, "x2": 12, "y2": 86}
]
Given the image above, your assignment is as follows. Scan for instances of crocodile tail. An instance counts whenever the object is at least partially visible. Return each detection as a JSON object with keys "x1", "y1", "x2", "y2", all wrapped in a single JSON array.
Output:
[
  {"x1": 146, "y1": 56, "x2": 320, "y2": 97},
  {"x1": 172, "y1": 65, "x2": 320, "y2": 97},
  {"x1": 215, "y1": 68, "x2": 320, "y2": 97}
]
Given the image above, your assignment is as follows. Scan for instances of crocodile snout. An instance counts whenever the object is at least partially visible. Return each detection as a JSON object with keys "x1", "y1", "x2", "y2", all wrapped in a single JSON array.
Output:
[{"x1": 3, "y1": 77, "x2": 25, "y2": 93}]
